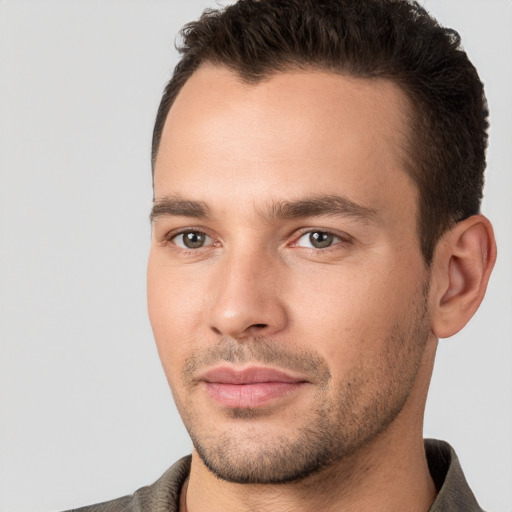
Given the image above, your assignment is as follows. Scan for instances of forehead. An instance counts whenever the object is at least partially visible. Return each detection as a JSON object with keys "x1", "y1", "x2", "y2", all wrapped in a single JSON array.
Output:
[{"x1": 154, "y1": 65, "x2": 416, "y2": 215}]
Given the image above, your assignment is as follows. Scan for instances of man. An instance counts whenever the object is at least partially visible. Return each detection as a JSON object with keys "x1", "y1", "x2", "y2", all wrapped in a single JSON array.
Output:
[{"x1": 70, "y1": 0, "x2": 496, "y2": 510}]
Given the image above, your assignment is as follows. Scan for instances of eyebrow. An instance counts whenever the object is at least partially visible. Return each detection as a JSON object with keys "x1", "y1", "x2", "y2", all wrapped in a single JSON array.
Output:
[
  {"x1": 268, "y1": 195, "x2": 377, "y2": 222},
  {"x1": 150, "y1": 195, "x2": 210, "y2": 222},
  {"x1": 150, "y1": 194, "x2": 377, "y2": 223}
]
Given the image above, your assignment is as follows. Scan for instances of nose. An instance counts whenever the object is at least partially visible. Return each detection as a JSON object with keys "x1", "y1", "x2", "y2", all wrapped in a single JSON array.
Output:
[{"x1": 207, "y1": 247, "x2": 288, "y2": 339}]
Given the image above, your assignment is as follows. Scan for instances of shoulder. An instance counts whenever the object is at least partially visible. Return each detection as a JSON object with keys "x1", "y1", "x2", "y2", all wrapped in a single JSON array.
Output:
[
  {"x1": 425, "y1": 439, "x2": 485, "y2": 512},
  {"x1": 62, "y1": 456, "x2": 191, "y2": 512}
]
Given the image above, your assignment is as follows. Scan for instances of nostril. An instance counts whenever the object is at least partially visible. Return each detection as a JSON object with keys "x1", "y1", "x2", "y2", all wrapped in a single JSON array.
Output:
[{"x1": 252, "y1": 323, "x2": 268, "y2": 329}]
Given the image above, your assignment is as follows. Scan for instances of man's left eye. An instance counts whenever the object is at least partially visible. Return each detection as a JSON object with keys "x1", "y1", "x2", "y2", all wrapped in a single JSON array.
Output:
[{"x1": 295, "y1": 231, "x2": 345, "y2": 249}]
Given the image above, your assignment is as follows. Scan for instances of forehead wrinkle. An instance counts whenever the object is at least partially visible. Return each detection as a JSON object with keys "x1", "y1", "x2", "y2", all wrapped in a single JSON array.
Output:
[
  {"x1": 150, "y1": 194, "x2": 211, "y2": 222},
  {"x1": 262, "y1": 195, "x2": 378, "y2": 223}
]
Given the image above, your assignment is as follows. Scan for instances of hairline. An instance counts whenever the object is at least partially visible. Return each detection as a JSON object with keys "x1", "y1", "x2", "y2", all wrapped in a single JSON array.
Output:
[{"x1": 152, "y1": 62, "x2": 419, "y2": 169}]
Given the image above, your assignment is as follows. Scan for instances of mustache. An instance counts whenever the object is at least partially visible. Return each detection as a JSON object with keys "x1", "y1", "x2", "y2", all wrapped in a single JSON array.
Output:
[{"x1": 182, "y1": 337, "x2": 331, "y2": 387}]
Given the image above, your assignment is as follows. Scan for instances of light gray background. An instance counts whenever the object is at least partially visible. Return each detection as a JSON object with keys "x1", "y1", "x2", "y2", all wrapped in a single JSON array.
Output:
[{"x1": 0, "y1": 1, "x2": 510, "y2": 511}]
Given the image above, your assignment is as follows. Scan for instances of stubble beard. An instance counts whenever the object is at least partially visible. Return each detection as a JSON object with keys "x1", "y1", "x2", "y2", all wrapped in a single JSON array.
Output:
[{"x1": 173, "y1": 291, "x2": 431, "y2": 485}]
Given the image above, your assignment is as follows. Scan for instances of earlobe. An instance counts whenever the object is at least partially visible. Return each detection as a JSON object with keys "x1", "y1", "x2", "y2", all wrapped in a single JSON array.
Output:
[{"x1": 430, "y1": 215, "x2": 496, "y2": 339}]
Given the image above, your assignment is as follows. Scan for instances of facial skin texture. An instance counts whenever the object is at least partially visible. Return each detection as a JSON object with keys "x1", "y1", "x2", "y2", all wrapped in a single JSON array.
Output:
[{"x1": 148, "y1": 66, "x2": 441, "y2": 510}]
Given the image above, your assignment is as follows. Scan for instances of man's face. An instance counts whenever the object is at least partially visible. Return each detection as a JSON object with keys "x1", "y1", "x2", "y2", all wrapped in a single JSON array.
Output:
[{"x1": 148, "y1": 66, "x2": 434, "y2": 483}]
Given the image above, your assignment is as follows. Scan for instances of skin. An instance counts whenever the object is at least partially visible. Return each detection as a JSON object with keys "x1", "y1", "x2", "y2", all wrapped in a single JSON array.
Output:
[{"x1": 147, "y1": 65, "x2": 496, "y2": 511}]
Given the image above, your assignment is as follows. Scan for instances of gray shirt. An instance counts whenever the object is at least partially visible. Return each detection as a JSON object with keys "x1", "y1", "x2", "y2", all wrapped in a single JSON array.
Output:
[{"x1": 65, "y1": 439, "x2": 484, "y2": 512}]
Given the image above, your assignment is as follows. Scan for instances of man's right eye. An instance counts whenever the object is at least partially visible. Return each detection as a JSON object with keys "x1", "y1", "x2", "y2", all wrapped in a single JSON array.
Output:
[{"x1": 171, "y1": 230, "x2": 213, "y2": 249}]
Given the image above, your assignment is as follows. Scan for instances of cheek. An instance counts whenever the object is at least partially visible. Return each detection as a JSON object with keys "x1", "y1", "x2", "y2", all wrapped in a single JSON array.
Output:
[
  {"x1": 286, "y1": 262, "x2": 424, "y2": 364},
  {"x1": 147, "y1": 255, "x2": 204, "y2": 374}
]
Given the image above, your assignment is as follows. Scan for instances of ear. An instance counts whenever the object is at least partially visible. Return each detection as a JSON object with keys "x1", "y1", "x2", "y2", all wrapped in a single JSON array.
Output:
[{"x1": 429, "y1": 214, "x2": 496, "y2": 339}]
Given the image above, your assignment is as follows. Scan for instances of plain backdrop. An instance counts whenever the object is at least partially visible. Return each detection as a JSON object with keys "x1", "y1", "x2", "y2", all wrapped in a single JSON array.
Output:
[{"x1": 0, "y1": 1, "x2": 511, "y2": 511}]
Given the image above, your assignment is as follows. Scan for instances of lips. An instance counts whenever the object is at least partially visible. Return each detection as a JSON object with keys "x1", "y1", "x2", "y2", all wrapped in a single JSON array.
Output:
[{"x1": 199, "y1": 366, "x2": 308, "y2": 408}]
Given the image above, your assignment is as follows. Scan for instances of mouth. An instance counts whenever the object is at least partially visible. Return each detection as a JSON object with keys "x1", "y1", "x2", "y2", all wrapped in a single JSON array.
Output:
[{"x1": 198, "y1": 366, "x2": 310, "y2": 408}]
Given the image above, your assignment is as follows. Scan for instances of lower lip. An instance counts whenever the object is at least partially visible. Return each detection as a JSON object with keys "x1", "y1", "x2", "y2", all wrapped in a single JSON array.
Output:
[{"x1": 204, "y1": 381, "x2": 305, "y2": 408}]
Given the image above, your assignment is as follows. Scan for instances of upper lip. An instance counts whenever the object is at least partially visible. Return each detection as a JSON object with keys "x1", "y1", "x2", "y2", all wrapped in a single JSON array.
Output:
[{"x1": 199, "y1": 366, "x2": 308, "y2": 385}]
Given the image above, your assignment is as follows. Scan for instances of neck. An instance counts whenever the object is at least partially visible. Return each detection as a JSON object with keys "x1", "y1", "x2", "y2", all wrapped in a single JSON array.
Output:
[{"x1": 183, "y1": 433, "x2": 435, "y2": 512}]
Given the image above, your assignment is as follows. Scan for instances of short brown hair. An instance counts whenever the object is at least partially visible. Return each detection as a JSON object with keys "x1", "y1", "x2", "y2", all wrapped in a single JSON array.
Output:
[{"x1": 152, "y1": 0, "x2": 489, "y2": 263}]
